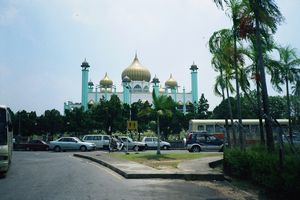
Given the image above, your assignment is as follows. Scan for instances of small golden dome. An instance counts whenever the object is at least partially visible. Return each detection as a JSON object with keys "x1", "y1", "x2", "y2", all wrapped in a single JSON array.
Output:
[
  {"x1": 165, "y1": 74, "x2": 178, "y2": 88},
  {"x1": 100, "y1": 72, "x2": 113, "y2": 87},
  {"x1": 121, "y1": 54, "x2": 151, "y2": 82}
]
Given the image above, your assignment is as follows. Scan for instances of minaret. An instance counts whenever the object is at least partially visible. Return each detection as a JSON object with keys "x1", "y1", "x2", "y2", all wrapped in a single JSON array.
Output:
[
  {"x1": 88, "y1": 80, "x2": 94, "y2": 93},
  {"x1": 81, "y1": 59, "x2": 90, "y2": 111},
  {"x1": 151, "y1": 75, "x2": 160, "y2": 97},
  {"x1": 190, "y1": 62, "x2": 198, "y2": 106},
  {"x1": 122, "y1": 76, "x2": 131, "y2": 104}
]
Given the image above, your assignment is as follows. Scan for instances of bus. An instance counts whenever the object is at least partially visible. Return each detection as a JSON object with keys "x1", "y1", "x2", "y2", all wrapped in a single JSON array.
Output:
[
  {"x1": 188, "y1": 119, "x2": 289, "y2": 144},
  {"x1": 0, "y1": 105, "x2": 13, "y2": 175}
]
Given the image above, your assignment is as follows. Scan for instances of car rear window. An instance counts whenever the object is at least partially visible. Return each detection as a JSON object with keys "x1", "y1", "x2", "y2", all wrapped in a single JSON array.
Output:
[{"x1": 103, "y1": 136, "x2": 110, "y2": 140}]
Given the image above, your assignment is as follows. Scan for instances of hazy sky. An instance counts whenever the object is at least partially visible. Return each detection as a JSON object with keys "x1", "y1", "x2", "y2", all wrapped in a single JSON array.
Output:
[{"x1": 1, "y1": 0, "x2": 299, "y2": 115}]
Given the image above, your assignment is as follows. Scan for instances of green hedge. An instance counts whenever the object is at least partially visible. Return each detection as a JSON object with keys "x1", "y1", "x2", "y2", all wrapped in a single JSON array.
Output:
[{"x1": 224, "y1": 146, "x2": 300, "y2": 197}]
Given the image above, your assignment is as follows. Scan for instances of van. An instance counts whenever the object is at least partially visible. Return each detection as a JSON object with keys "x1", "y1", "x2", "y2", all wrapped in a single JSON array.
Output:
[{"x1": 82, "y1": 135, "x2": 110, "y2": 149}]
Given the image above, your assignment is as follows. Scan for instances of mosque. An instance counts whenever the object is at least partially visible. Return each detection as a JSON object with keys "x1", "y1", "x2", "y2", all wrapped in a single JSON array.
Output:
[{"x1": 64, "y1": 54, "x2": 199, "y2": 113}]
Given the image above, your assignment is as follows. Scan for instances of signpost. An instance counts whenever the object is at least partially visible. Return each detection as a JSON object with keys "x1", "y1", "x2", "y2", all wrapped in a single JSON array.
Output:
[{"x1": 127, "y1": 120, "x2": 138, "y2": 130}]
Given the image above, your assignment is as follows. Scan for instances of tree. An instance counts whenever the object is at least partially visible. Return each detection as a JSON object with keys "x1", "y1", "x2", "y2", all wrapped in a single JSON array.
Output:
[
  {"x1": 39, "y1": 109, "x2": 63, "y2": 137},
  {"x1": 209, "y1": 29, "x2": 239, "y2": 146},
  {"x1": 248, "y1": 0, "x2": 284, "y2": 152},
  {"x1": 198, "y1": 94, "x2": 210, "y2": 119},
  {"x1": 212, "y1": 0, "x2": 247, "y2": 149},
  {"x1": 138, "y1": 90, "x2": 173, "y2": 155},
  {"x1": 271, "y1": 45, "x2": 300, "y2": 142}
]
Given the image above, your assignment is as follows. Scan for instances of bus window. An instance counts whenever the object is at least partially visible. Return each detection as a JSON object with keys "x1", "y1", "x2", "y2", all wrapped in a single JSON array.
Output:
[
  {"x1": 0, "y1": 108, "x2": 7, "y2": 145},
  {"x1": 197, "y1": 125, "x2": 204, "y2": 131},
  {"x1": 215, "y1": 125, "x2": 224, "y2": 133},
  {"x1": 206, "y1": 125, "x2": 214, "y2": 133}
]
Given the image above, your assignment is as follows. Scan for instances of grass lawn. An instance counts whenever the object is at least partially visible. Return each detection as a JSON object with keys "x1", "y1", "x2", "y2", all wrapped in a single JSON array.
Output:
[{"x1": 110, "y1": 151, "x2": 222, "y2": 170}]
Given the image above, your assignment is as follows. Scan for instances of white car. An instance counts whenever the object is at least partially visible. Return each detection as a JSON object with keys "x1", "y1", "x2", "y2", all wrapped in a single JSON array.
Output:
[
  {"x1": 49, "y1": 137, "x2": 96, "y2": 152},
  {"x1": 82, "y1": 134, "x2": 110, "y2": 149},
  {"x1": 141, "y1": 137, "x2": 171, "y2": 150}
]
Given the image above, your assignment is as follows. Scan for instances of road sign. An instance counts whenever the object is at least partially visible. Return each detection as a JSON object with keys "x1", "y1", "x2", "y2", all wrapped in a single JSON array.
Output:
[{"x1": 127, "y1": 121, "x2": 138, "y2": 130}]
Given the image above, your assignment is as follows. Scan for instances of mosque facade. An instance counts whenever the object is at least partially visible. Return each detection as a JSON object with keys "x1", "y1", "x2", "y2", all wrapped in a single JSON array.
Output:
[{"x1": 64, "y1": 54, "x2": 199, "y2": 113}]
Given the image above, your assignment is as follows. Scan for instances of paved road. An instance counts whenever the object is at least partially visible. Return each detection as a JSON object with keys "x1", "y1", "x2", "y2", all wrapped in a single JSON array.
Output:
[{"x1": 0, "y1": 151, "x2": 231, "y2": 200}]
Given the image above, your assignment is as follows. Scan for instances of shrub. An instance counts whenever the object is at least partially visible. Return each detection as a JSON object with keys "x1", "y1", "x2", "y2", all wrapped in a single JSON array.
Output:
[{"x1": 224, "y1": 145, "x2": 300, "y2": 197}]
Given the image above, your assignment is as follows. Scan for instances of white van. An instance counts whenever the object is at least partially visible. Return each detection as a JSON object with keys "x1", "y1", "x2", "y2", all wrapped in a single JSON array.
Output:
[{"x1": 82, "y1": 135, "x2": 110, "y2": 149}]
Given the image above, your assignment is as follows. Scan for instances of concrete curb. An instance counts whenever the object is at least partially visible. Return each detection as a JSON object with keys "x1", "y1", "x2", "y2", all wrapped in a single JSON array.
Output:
[
  {"x1": 209, "y1": 158, "x2": 223, "y2": 168},
  {"x1": 74, "y1": 154, "x2": 225, "y2": 181}
]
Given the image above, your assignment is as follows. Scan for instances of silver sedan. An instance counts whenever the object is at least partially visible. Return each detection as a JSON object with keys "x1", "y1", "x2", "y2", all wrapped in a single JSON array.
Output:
[{"x1": 49, "y1": 137, "x2": 96, "y2": 152}]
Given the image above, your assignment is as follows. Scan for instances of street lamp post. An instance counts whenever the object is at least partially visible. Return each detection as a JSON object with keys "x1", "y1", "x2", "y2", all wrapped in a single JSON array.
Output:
[{"x1": 122, "y1": 76, "x2": 131, "y2": 154}]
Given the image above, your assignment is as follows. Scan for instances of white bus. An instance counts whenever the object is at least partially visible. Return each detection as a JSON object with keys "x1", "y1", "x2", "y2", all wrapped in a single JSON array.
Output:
[
  {"x1": 0, "y1": 105, "x2": 13, "y2": 175},
  {"x1": 189, "y1": 119, "x2": 289, "y2": 143}
]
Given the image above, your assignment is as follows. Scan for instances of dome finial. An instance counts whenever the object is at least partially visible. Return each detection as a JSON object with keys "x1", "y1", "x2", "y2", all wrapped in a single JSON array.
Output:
[{"x1": 134, "y1": 51, "x2": 138, "y2": 60}]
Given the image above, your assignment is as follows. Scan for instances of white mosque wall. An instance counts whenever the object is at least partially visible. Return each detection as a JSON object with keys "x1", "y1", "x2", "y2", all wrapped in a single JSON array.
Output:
[{"x1": 87, "y1": 91, "x2": 193, "y2": 105}]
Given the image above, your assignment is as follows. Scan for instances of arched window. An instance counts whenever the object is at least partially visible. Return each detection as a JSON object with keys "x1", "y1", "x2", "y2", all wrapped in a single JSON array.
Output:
[{"x1": 133, "y1": 85, "x2": 142, "y2": 92}]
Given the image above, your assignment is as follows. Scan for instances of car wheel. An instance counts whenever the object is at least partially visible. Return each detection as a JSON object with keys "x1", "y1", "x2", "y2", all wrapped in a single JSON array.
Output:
[
  {"x1": 162, "y1": 145, "x2": 169, "y2": 150},
  {"x1": 26, "y1": 147, "x2": 30, "y2": 151},
  {"x1": 191, "y1": 145, "x2": 201, "y2": 152},
  {"x1": 54, "y1": 146, "x2": 61, "y2": 152},
  {"x1": 45, "y1": 147, "x2": 49, "y2": 151},
  {"x1": 144, "y1": 144, "x2": 148, "y2": 150},
  {"x1": 133, "y1": 145, "x2": 139, "y2": 152},
  {"x1": 80, "y1": 146, "x2": 87, "y2": 152}
]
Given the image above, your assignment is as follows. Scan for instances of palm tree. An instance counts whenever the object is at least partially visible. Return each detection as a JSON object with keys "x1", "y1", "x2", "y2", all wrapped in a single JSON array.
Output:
[
  {"x1": 209, "y1": 29, "x2": 238, "y2": 146},
  {"x1": 243, "y1": 40, "x2": 277, "y2": 145},
  {"x1": 138, "y1": 90, "x2": 173, "y2": 155},
  {"x1": 213, "y1": 65, "x2": 237, "y2": 146},
  {"x1": 152, "y1": 90, "x2": 173, "y2": 155},
  {"x1": 270, "y1": 45, "x2": 300, "y2": 144},
  {"x1": 212, "y1": 0, "x2": 247, "y2": 149},
  {"x1": 247, "y1": 0, "x2": 284, "y2": 152}
]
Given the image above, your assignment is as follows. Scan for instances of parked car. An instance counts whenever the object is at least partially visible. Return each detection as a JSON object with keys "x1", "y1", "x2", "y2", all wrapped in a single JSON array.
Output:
[
  {"x1": 14, "y1": 140, "x2": 49, "y2": 151},
  {"x1": 119, "y1": 136, "x2": 146, "y2": 151},
  {"x1": 185, "y1": 131, "x2": 224, "y2": 152},
  {"x1": 49, "y1": 137, "x2": 96, "y2": 152},
  {"x1": 82, "y1": 134, "x2": 110, "y2": 149},
  {"x1": 141, "y1": 137, "x2": 171, "y2": 150}
]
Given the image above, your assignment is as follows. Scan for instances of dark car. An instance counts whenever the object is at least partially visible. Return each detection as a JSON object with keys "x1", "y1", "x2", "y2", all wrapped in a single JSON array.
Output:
[
  {"x1": 185, "y1": 131, "x2": 224, "y2": 152},
  {"x1": 14, "y1": 140, "x2": 49, "y2": 151}
]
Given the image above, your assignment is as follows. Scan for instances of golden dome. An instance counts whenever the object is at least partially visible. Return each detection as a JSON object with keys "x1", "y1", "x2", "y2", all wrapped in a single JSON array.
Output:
[
  {"x1": 121, "y1": 54, "x2": 151, "y2": 82},
  {"x1": 100, "y1": 72, "x2": 113, "y2": 87},
  {"x1": 165, "y1": 74, "x2": 178, "y2": 88}
]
